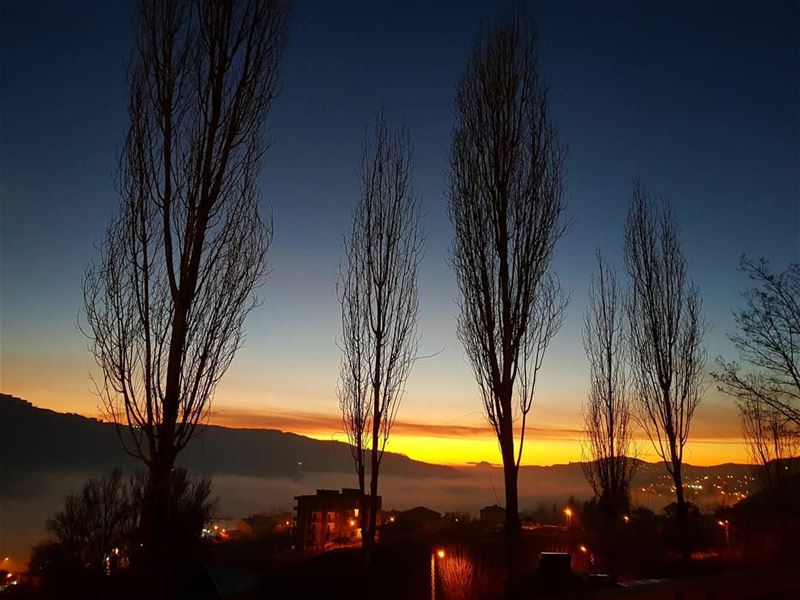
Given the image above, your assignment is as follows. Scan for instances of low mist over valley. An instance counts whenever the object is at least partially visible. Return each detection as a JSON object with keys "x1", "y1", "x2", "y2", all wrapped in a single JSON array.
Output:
[{"x1": 1, "y1": 394, "x2": 753, "y2": 562}]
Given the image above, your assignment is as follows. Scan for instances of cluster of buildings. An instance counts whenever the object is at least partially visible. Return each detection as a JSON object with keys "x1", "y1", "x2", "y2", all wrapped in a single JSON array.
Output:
[
  {"x1": 224, "y1": 489, "x2": 509, "y2": 553},
  {"x1": 292, "y1": 489, "x2": 507, "y2": 552}
]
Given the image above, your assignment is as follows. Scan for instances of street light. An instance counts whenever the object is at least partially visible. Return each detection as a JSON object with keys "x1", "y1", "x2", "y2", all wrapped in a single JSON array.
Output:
[
  {"x1": 564, "y1": 507, "x2": 572, "y2": 527},
  {"x1": 622, "y1": 515, "x2": 630, "y2": 524},
  {"x1": 431, "y1": 548, "x2": 445, "y2": 600}
]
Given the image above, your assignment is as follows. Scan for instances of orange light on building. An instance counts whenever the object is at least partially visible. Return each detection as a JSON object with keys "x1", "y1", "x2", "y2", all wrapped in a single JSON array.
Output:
[{"x1": 349, "y1": 519, "x2": 356, "y2": 527}]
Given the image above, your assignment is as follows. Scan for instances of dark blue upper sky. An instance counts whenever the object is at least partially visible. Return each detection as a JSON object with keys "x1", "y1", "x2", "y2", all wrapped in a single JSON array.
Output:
[{"x1": 1, "y1": 0, "x2": 798, "y2": 464}]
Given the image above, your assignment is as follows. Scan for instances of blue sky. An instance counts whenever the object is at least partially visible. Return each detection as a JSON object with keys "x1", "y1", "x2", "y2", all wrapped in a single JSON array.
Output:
[{"x1": 1, "y1": 0, "x2": 798, "y2": 465}]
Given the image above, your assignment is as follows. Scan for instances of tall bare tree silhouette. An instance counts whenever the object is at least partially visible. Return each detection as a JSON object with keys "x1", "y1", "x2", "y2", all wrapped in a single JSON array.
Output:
[
  {"x1": 338, "y1": 111, "x2": 423, "y2": 562},
  {"x1": 82, "y1": 0, "x2": 290, "y2": 591},
  {"x1": 448, "y1": 8, "x2": 568, "y2": 585},
  {"x1": 624, "y1": 182, "x2": 705, "y2": 563},
  {"x1": 581, "y1": 251, "x2": 637, "y2": 577}
]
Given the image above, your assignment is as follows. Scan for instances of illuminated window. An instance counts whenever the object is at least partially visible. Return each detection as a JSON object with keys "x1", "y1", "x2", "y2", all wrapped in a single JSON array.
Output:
[{"x1": 354, "y1": 508, "x2": 360, "y2": 517}]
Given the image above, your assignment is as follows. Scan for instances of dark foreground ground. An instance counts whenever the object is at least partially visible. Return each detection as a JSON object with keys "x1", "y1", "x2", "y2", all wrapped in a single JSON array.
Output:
[{"x1": 592, "y1": 566, "x2": 799, "y2": 600}]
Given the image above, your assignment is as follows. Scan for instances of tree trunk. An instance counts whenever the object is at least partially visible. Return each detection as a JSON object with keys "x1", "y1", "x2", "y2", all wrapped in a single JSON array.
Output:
[
  {"x1": 143, "y1": 453, "x2": 175, "y2": 598},
  {"x1": 501, "y1": 439, "x2": 520, "y2": 597},
  {"x1": 362, "y1": 441, "x2": 381, "y2": 569},
  {"x1": 672, "y1": 462, "x2": 689, "y2": 563}
]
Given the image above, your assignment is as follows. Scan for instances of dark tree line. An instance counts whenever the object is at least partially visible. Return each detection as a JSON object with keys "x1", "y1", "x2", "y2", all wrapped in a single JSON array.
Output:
[{"x1": 30, "y1": 469, "x2": 214, "y2": 596}]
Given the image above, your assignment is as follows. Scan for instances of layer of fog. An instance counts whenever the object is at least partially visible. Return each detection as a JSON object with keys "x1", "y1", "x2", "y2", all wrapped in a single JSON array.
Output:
[{"x1": 1, "y1": 467, "x2": 673, "y2": 565}]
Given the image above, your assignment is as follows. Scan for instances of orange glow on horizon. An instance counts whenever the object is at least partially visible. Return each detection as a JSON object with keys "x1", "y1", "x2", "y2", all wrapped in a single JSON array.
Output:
[{"x1": 5, "y1": 390, "x2": 753, "y2": 467}]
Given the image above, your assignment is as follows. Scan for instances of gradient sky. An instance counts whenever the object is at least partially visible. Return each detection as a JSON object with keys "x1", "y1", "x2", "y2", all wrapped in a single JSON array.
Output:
[{"x1": 1, "y1": 0, "x2": 798, "y2": 467}]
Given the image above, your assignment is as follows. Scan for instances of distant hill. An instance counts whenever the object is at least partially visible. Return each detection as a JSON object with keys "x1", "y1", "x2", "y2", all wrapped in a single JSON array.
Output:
[
  {"x1": 0, "y1": 392, "x2": 756, "y2": 492},
  {"x1": 0, "y1": 393, "x2": 461, "y2": 486}
]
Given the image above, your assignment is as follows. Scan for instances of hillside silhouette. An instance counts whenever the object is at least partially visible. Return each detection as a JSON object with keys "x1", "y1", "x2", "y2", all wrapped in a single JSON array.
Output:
[{"x1": 0, "y1": 393, "x2": 461, "y2": 485}]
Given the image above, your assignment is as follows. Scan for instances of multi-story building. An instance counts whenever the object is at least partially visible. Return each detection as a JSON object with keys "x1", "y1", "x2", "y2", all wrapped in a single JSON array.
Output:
[{"x1": 293, "y1": 488, "x2": 381, "y2": 552}]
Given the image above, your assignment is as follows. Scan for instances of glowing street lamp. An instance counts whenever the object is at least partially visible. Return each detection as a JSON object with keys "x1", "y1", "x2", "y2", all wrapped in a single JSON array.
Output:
[
  {"x1": 431, "y1": 548, "x2": 446, "y2": 600},
  {"x1": 563, "y1": 507, "x2": 573, "y2": 527},
  {"x1": 622, "y1": 515, "x2": 630, "y2": 524}
]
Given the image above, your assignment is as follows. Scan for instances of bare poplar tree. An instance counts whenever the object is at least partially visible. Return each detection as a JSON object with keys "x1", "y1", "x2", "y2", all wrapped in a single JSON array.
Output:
[
  {"x1": 739, "y1": 395, "x2": 798, "y2": 497},
  {"x1": 581, "y1": 251, "x2": 637, "y2": 577},
  {"x1": 448, "y1": 9, "x2": 568, "y2": 574},
  {"x1": 715, "y1": 259, "x2": 800, "y2": 427},
  {"x1": 339, "y1": 111, "x2": 423, "y2": 557},
  {"x1": 82, "y1": 0, "x2": 289, "y2": 586},
  {"x1": 581, "y1": 251, "x2": 637, "y2": 512},
  {"x1": 624, "y1": 182, "x2": 705, "y2": 562}
]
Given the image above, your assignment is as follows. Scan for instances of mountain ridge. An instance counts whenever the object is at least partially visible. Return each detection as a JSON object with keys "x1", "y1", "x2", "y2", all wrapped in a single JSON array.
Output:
[{"x1": 0, "y1": 393, "x2": 461, "y2": 482}]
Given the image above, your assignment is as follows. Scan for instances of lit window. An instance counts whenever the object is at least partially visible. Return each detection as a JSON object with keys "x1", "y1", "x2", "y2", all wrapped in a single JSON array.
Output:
[{"x1": 354, "y1": 508, "x2": 360, "y2": 517}]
